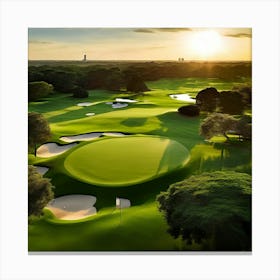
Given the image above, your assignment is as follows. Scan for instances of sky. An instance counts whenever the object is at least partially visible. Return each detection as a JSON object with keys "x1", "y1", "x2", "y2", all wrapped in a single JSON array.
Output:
[{"x1": 28, "y1": 28, "x2": 251, "y2": 61}]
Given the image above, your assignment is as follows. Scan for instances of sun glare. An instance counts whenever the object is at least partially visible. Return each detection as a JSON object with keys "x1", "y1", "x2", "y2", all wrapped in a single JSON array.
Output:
[{"x1": 190, "y1": 30, "x2": 222, "y2": 58}]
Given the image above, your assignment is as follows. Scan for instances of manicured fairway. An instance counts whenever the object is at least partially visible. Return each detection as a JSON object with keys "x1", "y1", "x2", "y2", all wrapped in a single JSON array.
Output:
[
  {"x1": 64, "y1": 135, "x2": 190, "y2": 186},
  {"x1": 28, "y1": 77, "x2": 252, "y2": 251}
]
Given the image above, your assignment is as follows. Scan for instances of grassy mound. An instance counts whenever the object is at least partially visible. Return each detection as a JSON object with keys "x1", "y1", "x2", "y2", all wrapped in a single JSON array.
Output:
[{"x1": 64, "y1": 135, "x2": 190, "y2": 186}]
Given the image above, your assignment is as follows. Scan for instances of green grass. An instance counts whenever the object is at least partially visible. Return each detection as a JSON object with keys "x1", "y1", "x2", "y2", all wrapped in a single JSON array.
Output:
[
  {"x1": 29, "y1": 202, "x2": 190, "y2": 251},
  {"x1": 28, "y1": 77, "x2": 252, "y2": 251},
  {"x1": 64, "y1": 135, "x2": 190, "y2": 186}
]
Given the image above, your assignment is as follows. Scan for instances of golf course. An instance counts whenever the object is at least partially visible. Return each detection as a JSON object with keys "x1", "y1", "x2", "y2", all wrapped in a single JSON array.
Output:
[{"x1": 28, "y1": 74, "x2": 252, "y2": 251}]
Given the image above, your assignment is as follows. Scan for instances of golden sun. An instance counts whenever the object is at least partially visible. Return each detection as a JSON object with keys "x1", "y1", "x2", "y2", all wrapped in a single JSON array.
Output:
[{"x1": 190, "y1": 30, "x2": 222, "y2": 58}]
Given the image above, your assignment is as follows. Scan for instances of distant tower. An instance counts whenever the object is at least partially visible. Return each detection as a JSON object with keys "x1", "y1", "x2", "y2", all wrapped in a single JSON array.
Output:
[{"x1": 83, "y1": 54, "x2": 87, "y2": 62}]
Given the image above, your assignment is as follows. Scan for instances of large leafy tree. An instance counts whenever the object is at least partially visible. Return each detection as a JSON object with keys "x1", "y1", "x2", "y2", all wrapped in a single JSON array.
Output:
[
  {"x1": 196, "y1": 87, "x2": 219, "y2": 112},
  {"x1": 28, "y1": 165, "x2": 54, "y2": 218},
  {"x1": 28, "y1": 112, "x2": 51, "y2": 156},
  {"x1": 124, "y1": 70, "x2": 150, "y2": 93},
  {"x1": 218, "y1": 91, "x2": 244, "y2": 115},
  {"x1": 200, "y1": 113, "x2": 237, "y2": 140},
  {"x1": 157, "y1": 171, "x2": 252, "y2": 251},
  {"x1": 28, "y1": 81, "x2": 53, "y2": 102}
]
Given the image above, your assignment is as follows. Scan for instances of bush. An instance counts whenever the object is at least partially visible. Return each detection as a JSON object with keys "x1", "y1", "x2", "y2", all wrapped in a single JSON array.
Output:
[
  {"x1": 28, "y1": 81, "x2": 53, "y2": 101},
  {"x1": 72, "y1": 86, "x2": 88, "y2": 98},
  {"x1": 178, "y1": 105, "x2": 200, "y2": 116}
]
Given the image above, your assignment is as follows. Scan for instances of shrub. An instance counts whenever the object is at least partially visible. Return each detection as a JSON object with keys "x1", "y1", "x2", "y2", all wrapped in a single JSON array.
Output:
[
  {"x1": 28, "y1": 81, "x2": 53, "y2": 101},
  {"x1": 72, "y1": 86, "x2": 88, "y2": 98},
  {"x1": 178, "y1": 105, "x2": 200, "y2": 116}
]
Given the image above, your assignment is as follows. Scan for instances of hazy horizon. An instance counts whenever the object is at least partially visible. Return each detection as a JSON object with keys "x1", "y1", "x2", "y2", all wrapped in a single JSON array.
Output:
[{"x1": 28, "y1": 28, "x2": 252, "y2": 61}]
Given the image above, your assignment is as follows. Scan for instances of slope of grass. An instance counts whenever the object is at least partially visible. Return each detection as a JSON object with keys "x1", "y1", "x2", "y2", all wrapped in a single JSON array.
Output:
[{"x1": 64, "y1": 135, "x2": 190, "y2": 186}]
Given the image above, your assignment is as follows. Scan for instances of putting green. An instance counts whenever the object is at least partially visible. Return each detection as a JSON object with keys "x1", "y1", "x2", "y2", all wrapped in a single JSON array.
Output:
[{"x1": 64, "y1": 136, "x2": 190, "y2": 186}]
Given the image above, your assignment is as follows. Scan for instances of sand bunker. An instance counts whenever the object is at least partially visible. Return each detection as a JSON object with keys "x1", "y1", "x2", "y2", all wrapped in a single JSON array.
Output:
[
  {"x1": 169, "y1": 94, "x2": 196, "y2": 103},
  {"x1": 35, "y1": 166, "x2": 49, "y2": 175},
  {"x1": 115, "y1": 98, "x2": 137, "y2": 103},
  {"x1": 60, "y1": 132, "x2": 102, "y2": 143},
  {"x1": 102, "y1": 132, "x2": 126, "y2": 137},
  {"x1": 116, "y1": 198, "x2": 131, "y2": 209},
  {"x1": 86, "y1": 113, "x2": 95, "y2": 116},
  {"x1": 77, "y1": 102, "x2": 94, "y2": 107},
  {"x1": 46, "y1": 194, "x2": 97, "y2": 220},
  {"x1": 37, "y1": 143, "x2": 77, "y2": 158},
  {"x1": 112, "y1": 102, "x2": 128, "y2": 109}
]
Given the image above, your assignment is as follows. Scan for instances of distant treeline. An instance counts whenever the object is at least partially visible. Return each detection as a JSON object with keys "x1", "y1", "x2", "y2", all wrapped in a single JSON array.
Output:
[{"x1": 28, "y1": 61, "x2": 251, "y2": 94}]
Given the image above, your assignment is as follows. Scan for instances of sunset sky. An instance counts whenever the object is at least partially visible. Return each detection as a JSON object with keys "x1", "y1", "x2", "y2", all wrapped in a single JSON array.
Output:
[{"x1": 28, "y1": 28, "x2": 251, "y2": 61}]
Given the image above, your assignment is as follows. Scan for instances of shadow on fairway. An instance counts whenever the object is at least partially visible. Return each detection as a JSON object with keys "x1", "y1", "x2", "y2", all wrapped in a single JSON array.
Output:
[
  {"x1": 153, "y1": 111, "x2": 204, "y2": 151},
  {"x1": 121, "y1": 117, "x2": 149, "y2": 127}
]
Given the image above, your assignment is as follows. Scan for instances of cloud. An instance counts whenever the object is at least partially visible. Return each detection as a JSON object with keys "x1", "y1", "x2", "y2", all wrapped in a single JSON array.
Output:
[
  {"x1": 224, "y1": 33, "x2": 252, "y2": 38},
  {"x1": 29, "y1": 40, "x2": 53, "y2": 45},
  {"x1": 133, "y1": 28, "x2": 192, "y2": 33},
  {"x1": 134, "y1": 28, "x2": 155, "y2": 33},
  {"x1": 154, "y1": 28, "x2": 193, "y2": 32}
]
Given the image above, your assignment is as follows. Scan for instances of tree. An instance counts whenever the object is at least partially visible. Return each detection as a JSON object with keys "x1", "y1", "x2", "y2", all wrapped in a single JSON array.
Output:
[
  {"x1": 233, "y1": 85, "x2": 252, "y2": 109},
  {"x1": 178, "y1": 105, "x2": 200, "y2": 117},
  {"x1": 28, "y1": 165, "x2": 54, "y2": 218},
  {"x1": 105, "y1": 72, "x2": 125, "y2": 91},
  {"x1": 72, "y1": 86, "x2": 88, "y2": 98},
  {"x1": 218, "y1": 91, "x2": 244, "y2": 115},
  {"x1": 42, "y1": 70, "x2": 77, "y2": 93},
  {"x1": 124, "y1": 71, "x2": 150, "y2": 93},
  {"x1": 157, "y1": 171, "x2": 252, "y2": 251},
  {"x1": 28, "y1": 81, "x2": 53, "y2": 102},
  {"x1": 196, "y1": 87, "x2": 219, "y2": 112},
  {"x1": 28, "y1": 112, "x2": 51, "y2": 156},
  {"x1": 235, "y1": 115, "x2": 252, "y2": 140},
  {"x1": 200, "y1": 113, "x2": 238, "y2": 140}
]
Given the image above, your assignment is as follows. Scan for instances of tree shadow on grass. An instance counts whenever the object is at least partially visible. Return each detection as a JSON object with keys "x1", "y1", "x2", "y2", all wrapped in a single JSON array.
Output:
[
  {"x1": 121, "y1": 117, "x2": 149, "y2": 127},
  {"x1": 187, "y1": 141, "x2": 252, "y2": 176},
  {"x1": 47, "y1": 165, "x2": 191, "y2": 211},
  {"x1": 152, "y1": 111, "x2": 204, "y2": 151}
]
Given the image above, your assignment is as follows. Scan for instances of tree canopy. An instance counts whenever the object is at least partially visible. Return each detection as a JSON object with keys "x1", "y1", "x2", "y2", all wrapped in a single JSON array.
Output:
[
  {"x1": 196, "y1": 87, "x2": 219, "y2": 112},
  {"x1": 28, "y1": 81, "x2": 53, "y2": 102},
  {"x1": 157, "y1": 171, "x2": 252, "y2": 251},
  {"x1": 200, "y1": 113, "x2": 237, "y2": 140},
  {"x1": 218, "y1": 91, "x2": 244, "y2": 115},
  {"x1": 72, "y1": 86, "x2": 88, "y2": 98},
  {"x1": 28, "y1": 112, "x2": 51, "y2": 155},
  {"x1": 28, "y1": 165, "x2": 54, "y2": 218}
]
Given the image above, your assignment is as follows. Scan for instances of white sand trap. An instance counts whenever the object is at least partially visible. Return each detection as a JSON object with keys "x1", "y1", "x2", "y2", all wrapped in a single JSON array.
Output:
[
  {"x1": 106, "y1": 102, "x2": 113, "y2": 105},
  {"x1": 86, "y1": 112, "x2": 95, "y2": 116},
  {"x1": 46, "y1": 194, "x2": 97, "y2": 220},
  {"x1": 116, "y1": 197, "x2": 131, "y2": 209},
  {"x1": 102, "y1": 132, "x2": 126, "y2": 137},
  {"x1": 112, "y1": 103, "x2": 128, "y2": 109},
  {"x1": 77, "y1": 102, "x2": 94, "y2": 107},
  {"x1": 169, "y1": 94, "x2": 196, "y2": 103},
  {"x1": 60, "y1": 132, "x2": 103, "y2": 143},
  {"x1": 115, "y1": 98, "x2": 137, "y2": 103},
  {"x1": 37, "y1": 143, "x2": 77, "y2": 158},
  {"x1": 35, "y1": 166, "x2": 49, "y2": 175}
]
